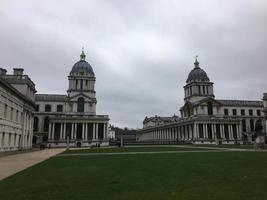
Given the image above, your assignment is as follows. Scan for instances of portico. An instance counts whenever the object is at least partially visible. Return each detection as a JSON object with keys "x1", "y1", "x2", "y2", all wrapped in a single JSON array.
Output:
[{"x1": 48, "y1": 116, "x2": 109, "y2": 146}]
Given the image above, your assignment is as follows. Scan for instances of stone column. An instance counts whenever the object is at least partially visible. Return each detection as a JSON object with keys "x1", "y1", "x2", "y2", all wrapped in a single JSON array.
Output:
[
  {"x1": 211, "y1": 124, "x2": 215, "y2": 140},
  {"x1": 95, "y1": 123, "x2": 99, "y2": 140},
  {"x1": 48, "y1": 123, "x2": 52, "y2": 139},
  {"x1": 203, "y1": 124, "x2": 207, "y2": 139},
  {"x1": 82, "y1": 123, "x2": 85, "y2": 139},
  {"x1": 74, "y1": 123, "x2": 77, "y2": 139},
  {"x1": 229, "y1": 125, "x2": 233, "y2": 140},
  {"x1": 52, "y1": 123, "x2": 55, "y2": 140},
  {"x1": 71, "y1": 123, "x2": 74, "y2": 139},
  {"x1": 60, "y1": 123, "x2": 63, "y2": 140},
  {"x1": 193, "y1": 123, "x2": 197, "y2": 140},
  {"x1": 93, "y1": 123, "x2": 96, "y2": 140},
  {"x1": 63, "y1": 123, "x2": 66, "y2": 140},
  {"x1": 220, "y1": 125, "x2": 224, "y2": 139},
  {"x1": 85, "y1": 123, "x2": 88, "y2": 140}
]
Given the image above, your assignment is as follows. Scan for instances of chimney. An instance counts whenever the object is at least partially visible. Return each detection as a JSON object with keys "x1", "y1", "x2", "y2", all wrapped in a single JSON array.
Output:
[
  {"x1": 0, "y1": 68, "x2": 7, "y2": 76},
  {"x1": 13, "y1": 68, "x2": 24, "y2": 76}
]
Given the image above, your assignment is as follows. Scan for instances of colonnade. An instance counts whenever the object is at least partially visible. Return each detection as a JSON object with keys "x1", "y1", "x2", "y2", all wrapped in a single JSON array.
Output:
[
  {"x1": 141, "y1": 122, "x2": 241, "y2": 141},
  {"x1": 48, "y1": 122, "x2": 108, "y2": 141}
]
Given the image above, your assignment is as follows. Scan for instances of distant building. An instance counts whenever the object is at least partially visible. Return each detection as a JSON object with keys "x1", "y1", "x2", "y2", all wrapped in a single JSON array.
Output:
[
  {"x1": 107, "y1": 125, "x2": 115, "y2": 139},
  {"x1": 137, "y1": 58, "x2": 265, "y2": 144},
  {"x1": 0, "y1": 68, "x2": 36, "y2": 152},
  {"x1": 263, "y1": 93, "x2": 267, "y2": 132},
  {"x1": 143, "y1": 115, "x2": 179, "y2": 128},
  {"x1": 34, "y1": 50, "x2": 110, "y2": 147}
]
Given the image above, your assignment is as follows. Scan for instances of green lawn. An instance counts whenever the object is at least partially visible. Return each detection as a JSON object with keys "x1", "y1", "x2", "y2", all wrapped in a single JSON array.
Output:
[{"x1": 0, "y1": 149, "x2": 267, "y2": 200}]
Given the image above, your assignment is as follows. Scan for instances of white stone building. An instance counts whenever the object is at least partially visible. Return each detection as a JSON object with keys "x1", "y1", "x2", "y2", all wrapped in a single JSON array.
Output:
[
  {"x1": 34, "y1": 50, "x2": 109, "y2": 147},
  {"x1": 0, "y1": 68, "x2": 36, "y2": 152},
  {"x1": 263, "y1": 93, "x2": 267, "y2": 132},
  {"x1": 137, "y1": 58, "x2": 265, "y2": 144}
]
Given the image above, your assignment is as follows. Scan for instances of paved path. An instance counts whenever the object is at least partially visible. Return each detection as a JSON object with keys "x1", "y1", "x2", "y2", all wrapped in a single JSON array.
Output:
[
  {"x1": 0, "y1": 148, "x2": 65, "y2": 181},
  {"x1": 57, "y1": 149, "x2": 231, "y2": 157}
]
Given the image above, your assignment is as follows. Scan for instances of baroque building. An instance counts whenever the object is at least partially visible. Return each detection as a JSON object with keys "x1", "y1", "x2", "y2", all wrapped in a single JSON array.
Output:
[
  {"x1": 34, "y1": 50, "x2": 109, "y2": 147},
  {"x1": 137, "y1": 58, "x2": 265, "y2": 144},
  {"x1": 0, "y1": 68, "x2": 36, "y2": 152}
]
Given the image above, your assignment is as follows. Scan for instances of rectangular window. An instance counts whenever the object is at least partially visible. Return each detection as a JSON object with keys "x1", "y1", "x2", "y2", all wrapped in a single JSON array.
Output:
[
  {"x1": 224, "y1": 109, "x2": 228, "y2": 116},
  {"x1": 81, "y1": 79, "x2": 83, "y2": 89},
  {"x1": 257, "y1": 109, "x2": 261, "y2": 116},
  {"x1": 35, "y1": 105, "x2": 39, "y2": 112},
  {"x1": 241, "y1": 109, "x2": 245, "y2": 116},
  {"x1": 86, "y1": 80, "x2": 88, "y2": 86},
  {"x1": 45, "y1": 104, "x2": 51, "y2": 112},
  {"x1": 57, "y1": 105, "x2": 63, "y2": 112},
  {"x1": 249, "y1": 109, "x2": 253, "y2": 116},
  {"x1": 232, "y1": 109, "x2": 237, "y2": 116}
]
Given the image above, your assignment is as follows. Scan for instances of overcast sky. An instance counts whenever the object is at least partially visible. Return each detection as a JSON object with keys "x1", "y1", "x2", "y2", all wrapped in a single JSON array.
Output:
[{"x1": 0, "y1": 0, "x2": 266, "y2": 128}]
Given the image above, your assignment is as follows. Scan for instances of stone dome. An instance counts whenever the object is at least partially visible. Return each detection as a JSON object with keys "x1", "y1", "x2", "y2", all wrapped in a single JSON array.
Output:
[
  {"x1": 186, "y1": 59, "x2": 209, "y2": 83},
  {"x1": 70, "y1": 50, "x2": 94, "y2": 76}
]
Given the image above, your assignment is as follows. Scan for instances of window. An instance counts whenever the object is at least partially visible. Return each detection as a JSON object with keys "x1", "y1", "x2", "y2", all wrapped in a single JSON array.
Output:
[
  {"x1": 203, "y1": 86, "x2": 206, "y2": 94},
  {"x1": 257, "y1": 110, "x2": 261, "y2": 116},
  {"x1": 232, "y1": 109, "x2": 237, "y2": 116},
  {"x1": 241, "y1": 109, "x2": 245, "y2": 116},
  {"x1": 81, "y1": 79, "x2": 83, "y2": 89},
  {"x1": 45, "y1": 105, "x2": 51, "y2": 112},
  {"x1": 77, "y1": 97, "x2": 85, "y2": 112},
  {"x1": 224, "y1": 109, "x2": 229, "y2": 116},
  {"x1": 86, "y1": 80, "x2": 88, "y2": 86},
  {"x1": 35, "y1": 105, "x2": 39, "y2": 112},
  {"x1": 198, "y1": 85, "x2": 201, "y2": 94},
  {"x1": 207, "y1": 102, "x2": 213, "y2": 115},
  {"x1": 249, "y1": 109, "x2": 253, "y2": 116},
  {"x1": 76, "y1": 80, "x2": 78, "y2": 89},
  {"x1": 57, "y1": 105, "x2": 63, "y2": 112},
  {"x1": 34, "y1": 117, "x2": 39, "y2": 132}
]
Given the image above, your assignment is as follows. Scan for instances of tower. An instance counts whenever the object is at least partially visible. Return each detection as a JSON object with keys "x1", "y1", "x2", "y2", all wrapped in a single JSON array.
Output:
[
  {"x1": 183, "y1": 57, "x2": 214, "y2": 103},
  {"x1": 67, "y1": 49, "x2": 97, "y2": 114}
]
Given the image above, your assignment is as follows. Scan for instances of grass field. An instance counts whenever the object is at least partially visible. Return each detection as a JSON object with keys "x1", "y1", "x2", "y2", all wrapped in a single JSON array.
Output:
[{"x1": 0, "y1": 147, "x2": 267, "y2": 200}]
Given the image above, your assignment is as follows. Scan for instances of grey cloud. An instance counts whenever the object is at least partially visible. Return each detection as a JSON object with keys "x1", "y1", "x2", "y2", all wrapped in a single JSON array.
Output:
[{"x1": 0, "y1": 0, "x2": 266, "y2": 128}]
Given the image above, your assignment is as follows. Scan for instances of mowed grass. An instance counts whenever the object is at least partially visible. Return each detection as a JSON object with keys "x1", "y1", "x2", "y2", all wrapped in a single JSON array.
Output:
[
  {"x1": 0, "y1": 149, "x2": 267, "y2": 200},
  {"x1": 63, "y1": 146, "x2": 215, "y2": 154}
]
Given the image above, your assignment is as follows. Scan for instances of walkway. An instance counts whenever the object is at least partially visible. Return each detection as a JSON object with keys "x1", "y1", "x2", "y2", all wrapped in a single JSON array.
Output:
[{"x1": 0, "y1": 148, "x2": 65, "y2": 181}]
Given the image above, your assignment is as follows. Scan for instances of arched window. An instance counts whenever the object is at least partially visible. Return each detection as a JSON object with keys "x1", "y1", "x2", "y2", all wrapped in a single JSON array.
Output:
[
  {"x1": 44, "y1": 117, "x2": 49, "y2": 132},
  {"x1": 77, "y1": 97, "x2": 85, "y2": 112},
  {"x1": 33, "y1": 117, "x2": 39, "y2": 132}
]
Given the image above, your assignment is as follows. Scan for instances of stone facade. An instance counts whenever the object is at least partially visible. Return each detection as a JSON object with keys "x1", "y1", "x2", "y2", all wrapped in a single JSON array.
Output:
[
  {"x1": 138, "y1": 58, "x2": 265, "y2": 144},
  {"x1": 263, "y1": 93, "x2": 267, "y2": 132},
  {"x1": 0, "y1": 68, "x2": 36, "y2": 152},
  {"x1": 34, "y1": 50, "x2": 109, "y2": 147}
]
